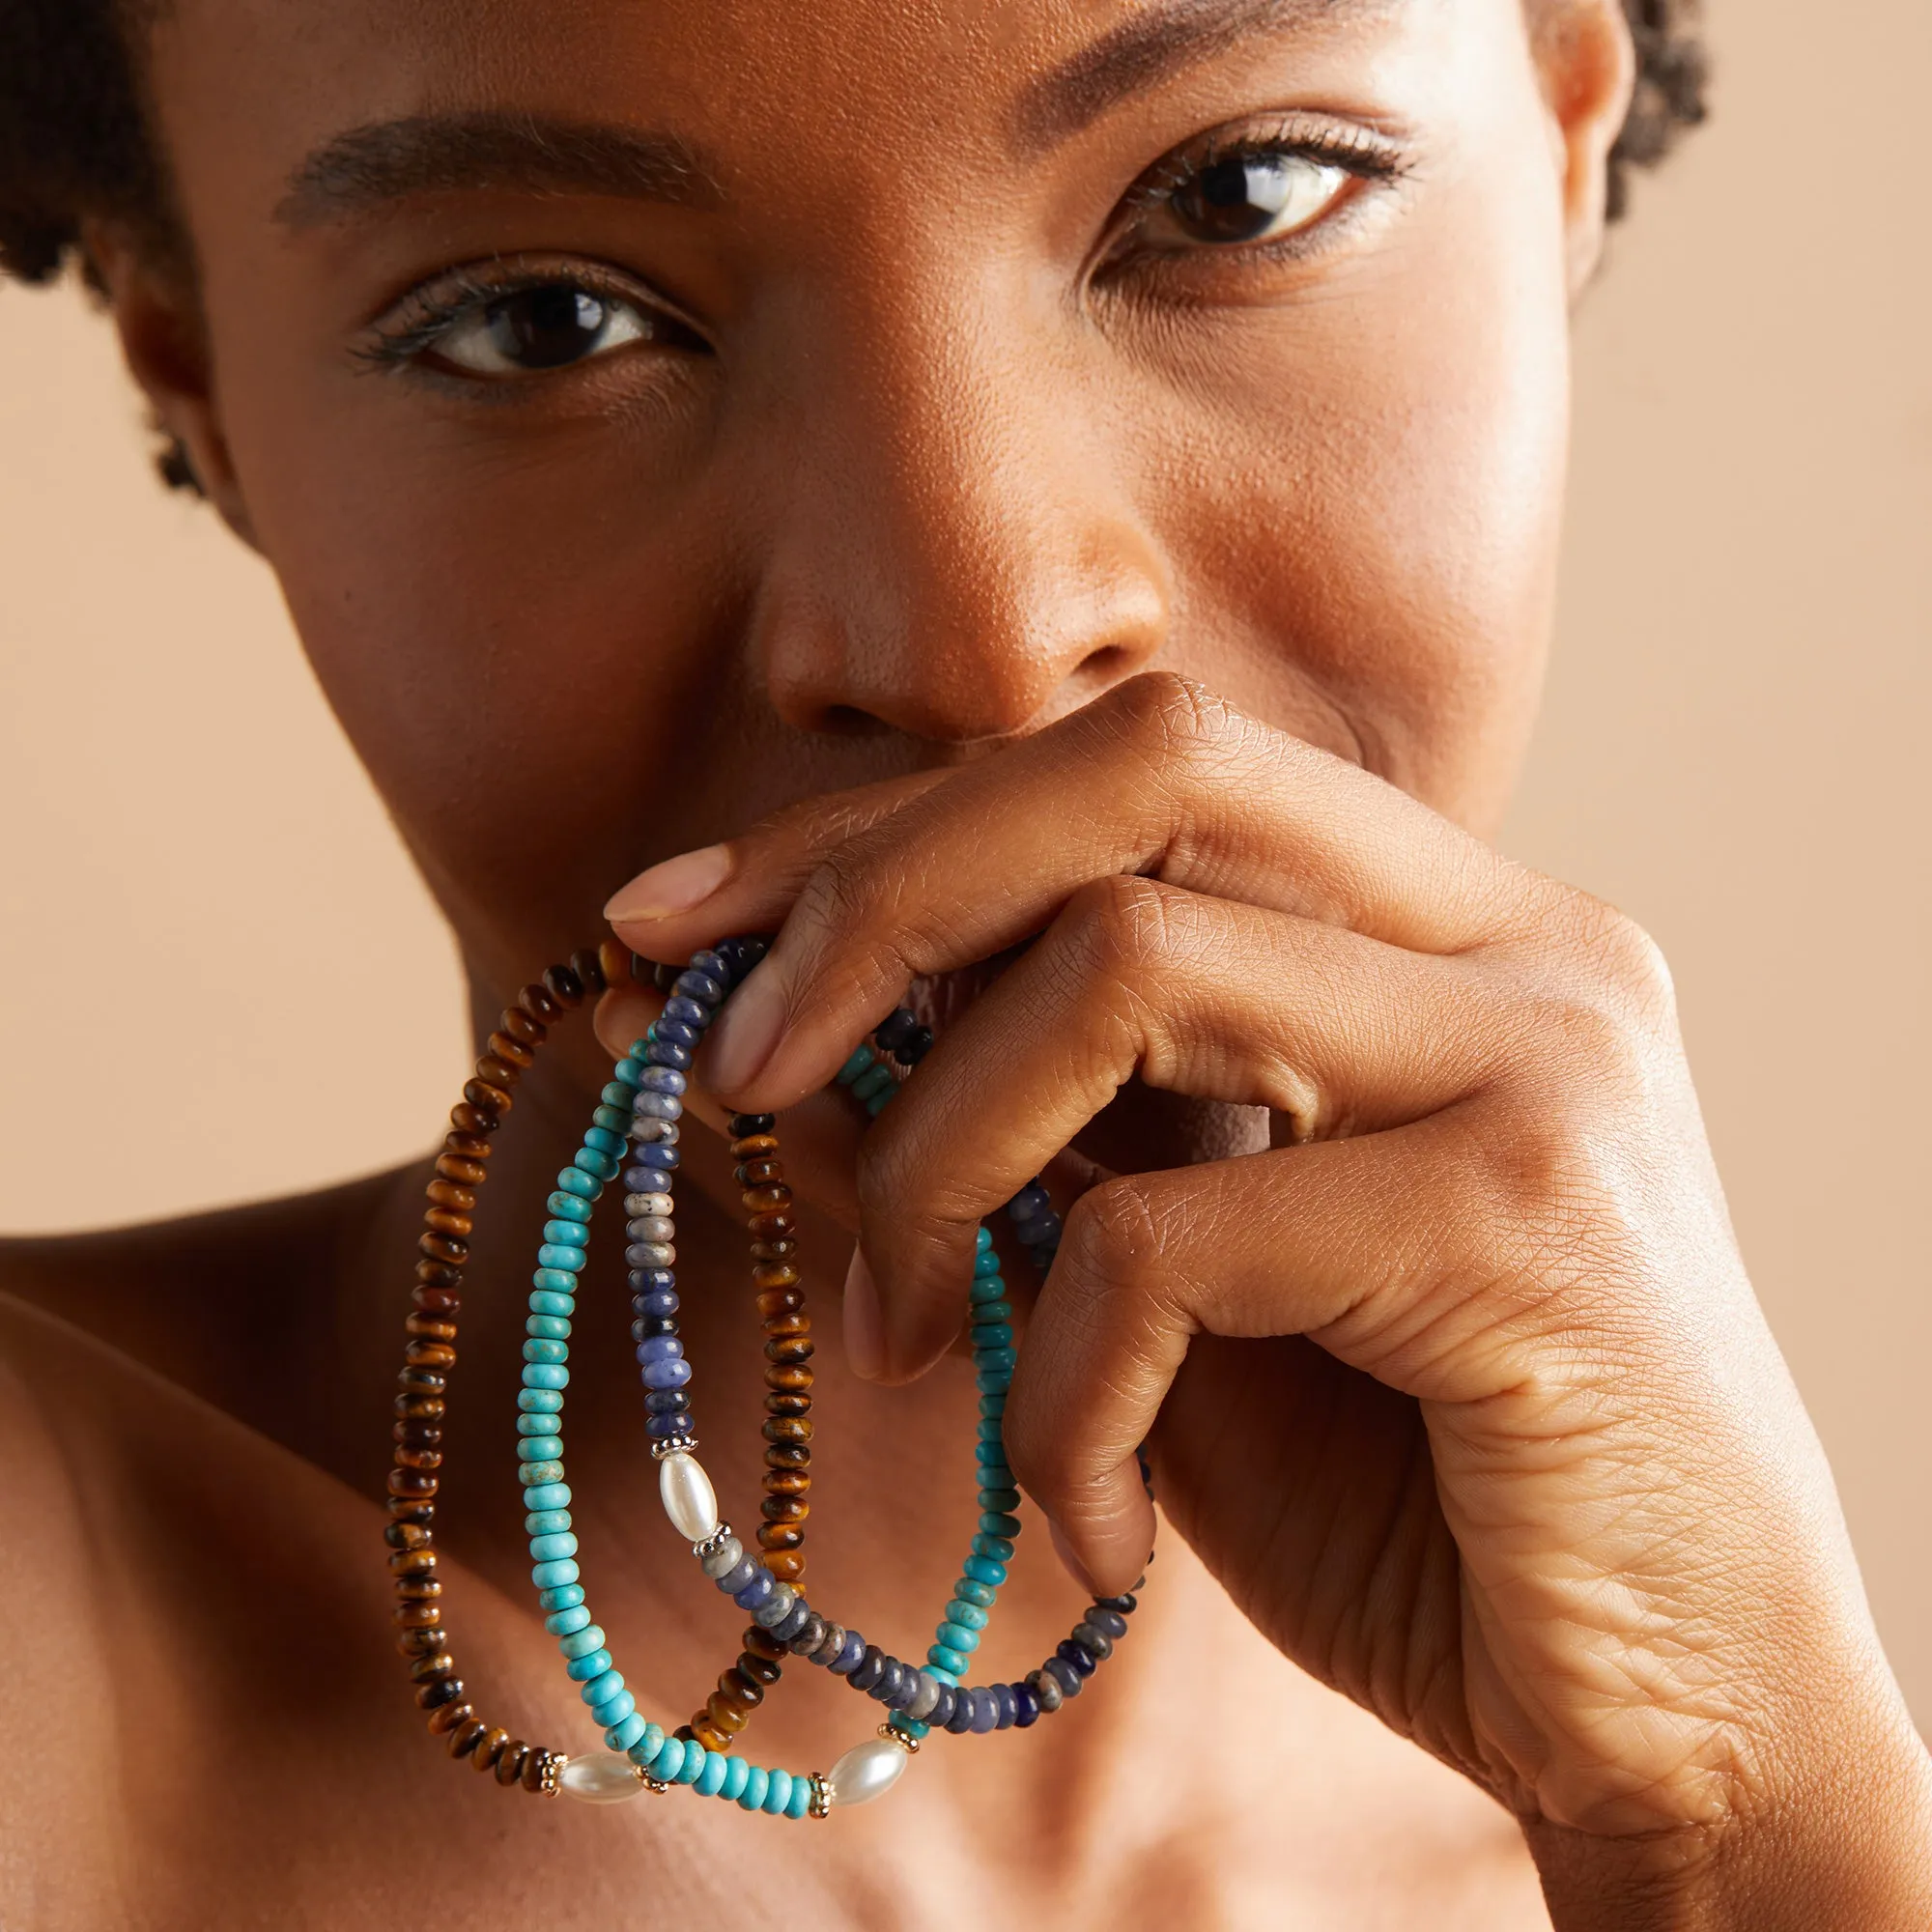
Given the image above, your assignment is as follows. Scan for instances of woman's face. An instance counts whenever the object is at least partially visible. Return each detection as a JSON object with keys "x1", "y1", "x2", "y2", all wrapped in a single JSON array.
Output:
[{"x1": 139, "y1": 0, "x2": 1605, "y2": 997}]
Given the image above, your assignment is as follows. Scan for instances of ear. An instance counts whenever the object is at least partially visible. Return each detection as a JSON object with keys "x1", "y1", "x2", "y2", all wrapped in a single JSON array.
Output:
[
  {"x1": 81, "y1": 219, "x2": 260, "y2": 548},
  {"x1": 1529, "y1": 0, "x2": 1638, "y2": 296}
]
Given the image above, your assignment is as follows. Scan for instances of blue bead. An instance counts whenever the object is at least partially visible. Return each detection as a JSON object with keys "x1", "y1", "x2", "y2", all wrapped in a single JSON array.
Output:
[
  {"x1": 631, "y1": 1092, "x2": 682, "y2": 1123},
  {"x1": 634, "y1": 1291, "x2": 678, "y2": 1319},
  {"x1": 645, "y1": 1040, "x2": 693, "y2": 1072},
  {"x1": 637, "y1": 1066, "x2": 687, "y2": 1095},
  {"x1": 546, "y1": 1191, "x2": 593, "y2": 1222},
  {"x1": 1012, "y1": 1681, "x2": 1040, "y2": 1727},
  {"x1": 785, "y1": 1777, "x2": 812, "y2": 1819},
  {"x1": 640, "y1": 1356, "x2": 692, "y2": 1389},
  {"x1": 969, "y1": 1690, "x2": 998, "y2": 1733},
  {"x1": 519, "y1": 1461, "x2": 565, "y2": 1487},
  {"x1": 545, "y1": 1605, "x2": 592, "y2": 1637},
  {"x1": 832, "y1": 1631, "x2": 867, "y2": 1674},
  {"x1": 945, "y1": 1691, "x2": 976, "y2": 1735},
  {"x1": 629, "y1": 1267, "x2": 676, "y2": 1294},
  {"x1": 720, "y1": 1754, "x2": 751, "y2": 1802},
  {"x1": 537, "y1": 1582, "x2": 584, "y2": 1612},
  {"x1": 734, "y1": 1570, "x2": 775, "y2": 1610},
  {"x1": 971, "y1": 1534, "x2": 1014, "y2": 1562},
  {"x1": 761, "y1": 1769, "x2": 793, "y2": 1815},
  {"x1": 531, "y1": 1557, "x2": 581, "y2": 1589},
  {"x1": 631, "y1": 1140, "x2": 681, "y2": 1170},
  {"x1": 590, "y1": 1690, "x2": 637, "y2": 1729},
  {"x1": 648, "y1": 1409, "x2": 696, "y2": 1437},
  {"x1": 1058, "y1": 1638, "x2": 1097, "y2": 1677},
  {"x1": 962, "y1": 1555, "x2": 1007, "y2": 1587},
  {"x1": 565, "y1": 1648, "x2": 614, "y2": 1682},
  {"x1": 737, "y1": 1765, "x2": 771, "y2": 1812},
  {"x1": 523, "y1": 1480, "x2": 571, "y2": 1511},
  {"x1": 580, "y1": 1667, "x2": 625, "y2": 1708},
  {"x1": 554, "y1": 1167, "x2": 599, "y2": 1199},
  {"x1": 517, "y1": 1435, "x2": 564, "y2": 1462},
  {"x1": 991, "y1": 1683, "x2": 1016, "y2": 1728},
  {"x1": 661, "y1": 995, "x2": 709, "y2": 1029},
  {"x1": 521, "y1": 1364, "x2": 570, "y2": 1391},
  {"x1": 558, "y1": 1623, "x2": 606, "y2": 1660},
  {"x1": 635, "y1": 1334, "x2": 684, "y2": 1363},
  {"x1": 694, "y1": 1750, "x2": 728, "y2": 1797},
  {"x1": 582, "y1": 1126, "x2": 626, "y2": 1157},
  {"x1": 645, "y1": 1389, "x2": 693, "y2": 1415},
  {"x1": 654, "y1": 1018, "x2": 700, "y2": 1049},
  {"x1": 529, "y1": 1531, "x2": 579, "y2": 1563},
  {"x1": 1008, "y1": 1181, "x2": 1051, "y2": 1220},
  {"x1": 537, "y1": 1243, "x2": 587, "y2": 1273},
  {"x1": 607, "y1": 1711, "x2": 649, "y2": 1753}
]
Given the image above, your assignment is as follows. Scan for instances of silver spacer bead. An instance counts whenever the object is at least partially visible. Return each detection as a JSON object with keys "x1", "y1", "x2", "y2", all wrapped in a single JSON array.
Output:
[
  {"x1": 880, "y1": 1723, "x2": 920, "y2": 1755},
  {"x1": 650, "y1": 1434, "x2": 699, "y2": 1461},
  {"x1": 693, "y1": 1522, "x2": 736, "y2": 1560},
  {"x1": 808, "y1": 1772, "x2": 832, "y2": 1820}
]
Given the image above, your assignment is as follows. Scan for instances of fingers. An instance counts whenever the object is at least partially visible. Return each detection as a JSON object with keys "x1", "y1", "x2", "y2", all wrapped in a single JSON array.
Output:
[
  {"x1": 606, "y1": 672, "x2": 1548, "y2": 1113},
  {"x1": 849, "y1": 875, "x2": 1508, "y2": 1381},
  {"x1": 1003, "y1": 1104, "x2": 1610, "y2": 1598}
]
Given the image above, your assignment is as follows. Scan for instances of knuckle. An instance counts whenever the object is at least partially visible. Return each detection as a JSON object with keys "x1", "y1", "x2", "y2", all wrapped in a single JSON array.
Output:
[
  {"x1": 1101, "y1": 668, "x2": 1242, "y2": 762},
  {"x1": 1056, "y1": 872, "x2": 1187, "y2": 987},
  {"x1": 1058, "y1": 1176, "x2": 1167, "y2": 1305}
]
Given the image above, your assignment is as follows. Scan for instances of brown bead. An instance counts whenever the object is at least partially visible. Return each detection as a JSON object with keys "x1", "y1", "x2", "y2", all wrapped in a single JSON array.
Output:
[
  {"x1": 447, "y1": 1718, "x2": 490, "y2": 1759},
  {"x1": 765, "y1": 1334, "x2": 814, "y2": 1363},
  {"x1": 415, "y1": 1674, "x2": 466, "y2": 1712},
  {"x1": 443, "y1": 1127, "x2": 495, "y2": 1160},
  {"x1": 750, "y1": 1238, "x2": 799, "y2": 1264},
  {"x1": 719, "y1": 1667, "x2": 764, "y2": 1709},
  {"x1": 753, "y1": 1263, "x2": 800, "y2": 1291},
  {"x1": 384, "y1": 1520, "x2": 435, "y2": 1551},
  {"x1": 393, "y1": 1396, "x2": 445, "y2": 1425},
  {"x1": 740, "y1": 1623, "x2": 787, "y2": 1662},
  {"x1": 727, "y1": 1134, "x2": 779, "y2": 1160},
  {"x1": 764, "y1": 1469, "x2": 810, "y2": 1497},
  {"x1": 467, "y1": 1074, "x2": 516, "y2": 1117},
  {"x1": 485, "y1": 1031, "x2": 535, "y2": 1071},
  {"x1": 408, "y1": 1650, "x2": 456, "y2": 1683},
  {"x1": 426, "y1": 1179, "x2": 478, "y2": 1214},
  {"x1": 741, "y1": 1184, "x2": 792, "y2": 1215},
  {"x1": 404, "y1": 1339, "x2": 458, "y2": 1371},
  {"x1": 397, "y1": 1601, "x2": 446, "y2": 1633},
  {"x1": 404, "y1": 1315, "x2": 459, "y2": 1346},
  {"x1": 756, "y1": 1523, "x2": 806, "y2": 1553},
  {"x1": 543, "y1": 963, "x2": 586, "y2": 1009},
  {"x1": 386, "y1": 1495, "x2": 436, "y2": 1525},
  {"x1": 765, "y1": 1550, "x2": 806, "y2": 1583},
  {"x1": 762, "y1": 1416, "x2": 812, "y2": 1445},
  {"x1": 449, "y1": 1101, "x2": 500, "y2": 1138},
  {"x1": 518, "y1": 983, "x2": 562, "y2": 1024},
  {"x1": 755, "y1": 1290, "x2": 805, "y2": 1322},
  {"x1": 733, "y1": 1158, "x2": 784, "y2": 1187},
  {"x1": 570, "y1": 947, "x2": 610, "y2": 994},
  {"x1": 702, "y1": 1692, "x2": 747, "y2": 1735},
  {"x1": 435, "y1": 1153, "x2": 489, "y2": 1187},
  {"x1": 765, "y1": 1391, "x2": 810, "y2": 1416},
  {"x1": 471, "y1": 1725, "x2": 511, "y2": 1771},
  {"x1": 690, "y1": 1719, "x2": 732, "y2": 1754},
  {"x1": 426, "y1": 1698, "x2": 476, "y2": 1736},
  {"x1": 737, "y1": 1652, "x2": 782, "y2": 1687},
  {"x1": 424, "y1": 1208, "x2": 473, "y2": 1240},
  {"x1": 760, "y1": 1494, "x2": 809, "y2": 1525},
  {"x1": 521, "y1": 1749, "x2": 552, "y2": 1794},
  {"x1": 418, "y1": 1233, "x2": 468, "y2": 1265},
  {"x1": 393, "y1": 1573, "x2": 443, "y2": 1601},
  {"x1": 393, "y1": 1445, "x2": 443, "y2": 1473},
  {"x1": 388, "y1": 1546, "x2": 439, "y2": 1576},
  {"x1": 411, "y1": 1285, "x2": 462, "y2": 1316},
  {"x1": 764, "y1": 1443, "x2": 810, "y2": 1471},
  {"x1": 764, "y1": 1365, "x2": 812, "y2": 1394},
  {"x1": 392, "y1": 1417, "x2": 444, "y2": 1449},
  {"x1": 496, "y1": 1741, "x2": 531, "y2": 1786},
  {"x1": 387, "y1": 1467, "x2": 439, "y2": 1499},
  {"x1": 396, "y1": 1625, "x2": 446, "y2": 1658},
  {"x1": 398, "y1": 1369, "x2": 447, "y2": 1400},
  {"x1": 475, "y1": 1055, "x2": 522, "y2": 1092},
  {"x1": 499, "y1": 1006, "x2": 548, "y2": 1048},
  {"x1": 597, "y1": 939, "x2": 632, "y2": 989},
  {"x1": 415, "y1": 1259, "x2": 464, "y2": 1289},
  {"x1": 748, "y1": 1210, "x2": 796, "y2": 1241}
]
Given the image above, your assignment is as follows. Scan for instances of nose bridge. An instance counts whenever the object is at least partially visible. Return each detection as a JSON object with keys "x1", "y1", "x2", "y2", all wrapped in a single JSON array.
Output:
[{"x1": 749, "y1": 244, "x2": 1169, "y2": 741}]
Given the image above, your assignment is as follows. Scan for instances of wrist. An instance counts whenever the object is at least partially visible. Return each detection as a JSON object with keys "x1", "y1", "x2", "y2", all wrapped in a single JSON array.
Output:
[{"x1": 1529, "y1": 1706, "x2": 1932, "y2": 1931}]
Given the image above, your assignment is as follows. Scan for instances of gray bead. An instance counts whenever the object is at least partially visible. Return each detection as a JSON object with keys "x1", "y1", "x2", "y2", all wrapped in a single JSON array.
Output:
[
  {"x1": 1070, "y1": 1622, "x2": 1114, "y2": 1662},
  {"x1": 968, "y1": 1689, "x2": 998, "y2": 1733},
  {"x1": 787, "y1": 1612, "x2": 828, "y2": 1657},
  {"x1": 625, "y1": 1241, "x2": 675, "y2": 1269},
  {"x1": 632, "y1": 1091, "x2": 683, "y2": 1122},
  {"x1": 628, "y1": 1117, "x2": 680, "y2": 1145},
  {"x1": 752, "y1": 1582, "x2": 797, "y2": 1629},
  {"x1": 1085, "y1": 1606, "x2": 1128, "y2": 1640},
  {"x1": 810, "y1": 1621, "x2": 846, "y2": 1666},
  {"x1": 1028, "y1": 1667, "x2": 1063, "y2": 1714},
  {"x1": 698, "y1": 1536, "x2": 745, "y2": 1579},
  {"x1": 905, "y1": 1671, "x2": 942, "y2": 1721},
  {"x1": 773, "y1": 1598, "x2": 813, "y2": 1643},
  {"x1": 1042, "y1": 1655, "x2": 1082, "y2": 1697},
  {"x1": 626, "y1": 1216, "x2": 676, "y2": 1244},
  {"x1": 930, "y1": 1685, "x2": 958, "y2": 1728}
]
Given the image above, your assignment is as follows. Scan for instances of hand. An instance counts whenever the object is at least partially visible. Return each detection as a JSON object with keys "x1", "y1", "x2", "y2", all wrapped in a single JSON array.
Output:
[{"x1": 605, "y1": 673, "x2": 1932, "y2": 1922}]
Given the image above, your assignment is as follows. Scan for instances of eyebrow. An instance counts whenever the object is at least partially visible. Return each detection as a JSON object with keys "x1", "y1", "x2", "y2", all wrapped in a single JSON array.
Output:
[
  {"x1": 275, "y1": 112, "x2": 719, "y2": 229},
  {"x1": 1012, "y1": 0, "x2": 1398, "y2": 155}
]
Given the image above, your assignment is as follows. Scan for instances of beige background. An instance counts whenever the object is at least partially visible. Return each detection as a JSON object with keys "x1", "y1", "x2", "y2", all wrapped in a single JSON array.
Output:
[{"x1": 3, "y1": 0, "x2": 1928, "y2": 1727}]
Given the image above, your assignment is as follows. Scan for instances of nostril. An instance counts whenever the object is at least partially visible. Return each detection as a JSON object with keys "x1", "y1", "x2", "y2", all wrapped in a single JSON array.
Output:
[{"x1": 817, "y1": 703, "x2": 889, "y2": 737}]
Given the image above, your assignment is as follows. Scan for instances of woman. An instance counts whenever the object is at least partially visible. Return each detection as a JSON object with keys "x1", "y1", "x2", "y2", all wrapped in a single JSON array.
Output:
[{"x1": 2, "y1": 0, "x2": 1925, "y2": 1923}]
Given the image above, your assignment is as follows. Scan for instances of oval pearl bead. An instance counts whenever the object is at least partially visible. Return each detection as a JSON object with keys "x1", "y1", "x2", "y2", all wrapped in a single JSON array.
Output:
[
  {"x1": 559, "y1": 1753, "x2": 645, "y2": 1804},
  {"x1": 826, "y1": 1736, "x2": 910, "y2": 1808},
  {"x1": 659, "y1": 1450, "x2": 720, "y2": 1542}
]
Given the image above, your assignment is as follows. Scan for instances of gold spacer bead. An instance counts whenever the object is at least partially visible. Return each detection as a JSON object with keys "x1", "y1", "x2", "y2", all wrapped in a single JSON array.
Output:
[
  {"x1": 880, "y1": 1722, "x2": 920, "y2": 1755},
  {"x1": 539, "y1": 1752, "x2": 564, "y2": 1798},
  {"x1": 808, "y1": 1772, "x2": 832, "y2": 1820}
]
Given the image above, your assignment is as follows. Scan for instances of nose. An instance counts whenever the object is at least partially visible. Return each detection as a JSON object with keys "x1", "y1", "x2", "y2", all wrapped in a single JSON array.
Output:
[{"x1": 745, "y1": 264, "x2": 1170, "y2": 745}]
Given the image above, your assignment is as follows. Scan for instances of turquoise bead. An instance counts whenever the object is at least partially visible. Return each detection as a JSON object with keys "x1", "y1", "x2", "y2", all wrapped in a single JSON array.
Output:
[
  {"x1": 523, "y1": 1338, "x2": 569, "y2": 1365},
  {"x1": 519, "y1": 1387, "x2": 564, "y2": 1413},
  {"x1": 547, "y1": 1191, "x2": 593, "y2": 1222},
  {"x1": 573, "y1": 1149, "x2": 619, "y2": 1181},
  {"x1": 925, "y1": 1662, "x2": 958, "y2": 1685},
  {"x1": 522, "y1": 1364, "x2": 570, "y2": 1391},
  {"x1": 979, "y1": 1511, "x2": 1022, "y2": 1539},
  {"x1": 601, "y1": 1081, "x2": 637, "y2": 1110},
  {"x1": 835, "y1": 1047, "x2": 873, "y2": 1086},
  {"x1": 530, "y1": 1268, "x2": 579, "y2": 1295},
  {"x1": 529, "y1": 1292, "x2": 575, "y2": 1320},
  {"x1": 525, "y1": 1508, "x2": 572, "y2": 1536},
  {"x1": 555, "y1": 1168, "x2": 599, "y2": 1199},
  {"x1": 537, "y1": 1244, "x2": 588, "y2": 1273},
  {"x1": 737, "y1": 1765, "x2": 770, "y2": 1812},
  {"x1": 973, "y1": 1246, "x2": 1003, "y2": 1276},
  {"x1": 977, "y1": 1225, "x2": 994, "y2": 1251},
  {"x1": 565, "y1": 1647, "x2": 614, "y2": 1681},
  {"x1": 529, "y1": 1531, "x2": 579, "y2": 1562},
  {"x1": 928, "y1": 1643, "x2": 968, "y2": 1675},
  {"x1": 891, "y1": 1716, "x2": 928, "y2": 1741},
  {"x1": 524, "y1": 1481, "x2": 572, "y2": 1511},
  {"x1": 979, "y1": 1392, "x2": 1007, "y2": 1417},
  {"x1": 977, "y1": 1347, "x2": 1017, "y2": 1377},
  {"x1": 519, "y1": 1461, "x2": 565, "y2": 1487},
  {"x1": 976, "y1": 1416, "x2": 1005, "y2": 1441},
  {"x1": 975, "y1": 1302, "x2": 1012, "y2": 1324},
  {"x1": 676, "y1": 1744, "x2": 706, "y2": 1786},
  {"x1": 538, "y1": 1582, "x2": 584, "y2": 1611},
  {"x1": 721, "y1": 1754, "x2": 751, "y2": 1802},
  {"x1": 542, "y1": 1218, "x2": 589, "y2": 1247},
  {"x1": 590, "y1": 1104, "x2": 631, "y2": 1136},
  {"x1": 695, "y1": 1751, "x2": 728, "y2": 1797},
  {"x1": 850, "y1": 1064, "x2": 894, "y2": 1102},
  {"x1": 972, "y1": 1533, "x2": 1015, "y2": 1562},
  {"x1": 607, "y1": 1711, "x2": 649, "y2": 1752},
  {"x1": 971, "y1": 1322, "x2": 1013, "y2": 1350},
  {"x1": 558, "y1": 1623, "x2": 606, "y2": 1660},
  {"x1": 962, "y1": 1555, "x2": 1008, "y2": 1587},
  {"x1": 526, "y1": 1314, "x2": 571, "y2": 1342},
  {"x1": 582, "y1": 1126, "x2": 625, "y2": 1157},
  {"x1": 976, "y1": 1370, "x2": 1009, "y2": 1396},
  {"x1": 978, "y1": 1466, "x2": 1016, "y2": 1493},
  {"x1": 517, "y1": 1411, "x2": 562, "y2": 1436},
  {"x1": 978, "y1": 1488, "x2": 1021, "y2": 1515},
  {"x1": 865, "y1": 1090, "x2": 893, "y2": 1116},
  {"x1": 590, "y1": 1690, "x2": 636, "y2": 1729},
  {"x1": 531, "y1": 1557, "x2": 580, "y2": 1589},
  {"x1": 953, "y1": 1578, "x2": 996, "y2": 1607},
  {"x1": 936, "y1": 1620, "x2": 980, "y2": 1653},
  {"x1": 626, "y1": 1723, "x2": 666, "y2": 1768},
  {"x1": 580, "y1": 1667, "x2": 625, "y2": 1707},
  {"x1": 544, "y1": 1604, "x2": 592, "y2": 1636},
  {"x1": 613, "y1": 1057, "x2": 647, "y2": 1086},
  {"x1": 651, "y1": 1736, "x2": 686, "y2": 1782},
  {"x1": 944, "y1": 1599, "x2": 988, "y2": 1630},
  {"x1": 761, "y1": 1769, "x2": 793, "y2": 1814},
  {"x1": 785, "y1": 1779, "x2": 811, "y2": 1820},
  {"x1": 517, "y1": 1435, "x2": 564, "y2": 1462}
]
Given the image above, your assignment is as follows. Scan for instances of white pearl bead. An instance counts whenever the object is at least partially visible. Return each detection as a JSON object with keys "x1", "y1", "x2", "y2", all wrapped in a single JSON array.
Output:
[
  {"x1": 659, "y1": 1450, "x2": 720, "y2": 1541},
  {"x1": 558, "y1": 1753, "x2": 645, "y2": 1804},
  {"x1": 826, "y1": 1736, "x2": 910, "y2": 1807}
]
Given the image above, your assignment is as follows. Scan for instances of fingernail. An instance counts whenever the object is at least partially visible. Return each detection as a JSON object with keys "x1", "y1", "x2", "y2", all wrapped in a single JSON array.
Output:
[
  {"x1": 843, "y1": 1244, "x2": 886, "y2": 1381},
  {"x1": 1047, "y1": 1516, "x2": 1102, "y2": 1597},
  {"x1": 702, "y1": 965, "x2": 786, "y2": 1094},
  {"x1": 604, "y1": 844, "x2": 733, "y2": 923}
]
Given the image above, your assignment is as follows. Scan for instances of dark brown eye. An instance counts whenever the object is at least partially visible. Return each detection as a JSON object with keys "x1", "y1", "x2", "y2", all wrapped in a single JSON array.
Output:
[
  {"x1": 434, "y1": 285, "x2": 656, "y2": 376},
  {"x1": 1147, "y1": 151, "x2": 1351, "y2": 249}
]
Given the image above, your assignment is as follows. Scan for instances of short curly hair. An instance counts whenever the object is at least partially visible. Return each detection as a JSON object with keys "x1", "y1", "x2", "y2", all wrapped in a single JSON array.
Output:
[{"x1": 0, "y1": 0, "x2": 1709, "y2": 484}]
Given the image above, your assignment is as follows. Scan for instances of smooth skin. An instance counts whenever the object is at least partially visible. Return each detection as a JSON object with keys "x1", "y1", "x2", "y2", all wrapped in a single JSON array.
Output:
[{"x1": 3, "y1": 0, "x2": 1926, "y2": 1923}]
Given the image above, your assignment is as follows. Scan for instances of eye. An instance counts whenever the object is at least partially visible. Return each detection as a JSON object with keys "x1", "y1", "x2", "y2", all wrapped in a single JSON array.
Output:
[
  {"x1": 1141, "y1": 148, "x2": 1354, "y2": 250},
  {"x1": 433, "y1": 284, "x2": 655, "y2": 376}
]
